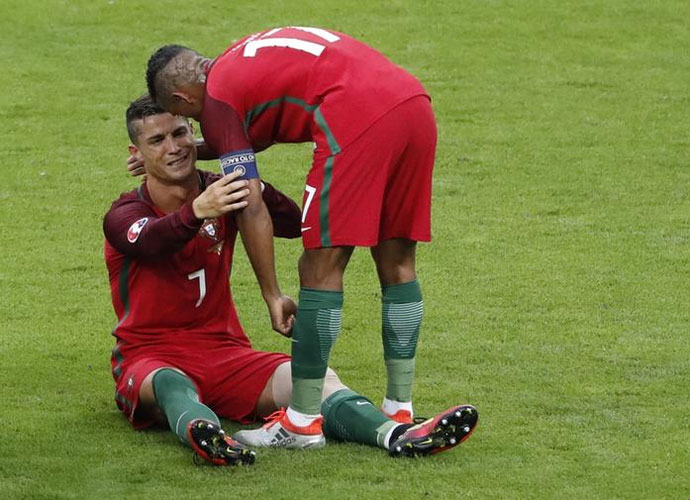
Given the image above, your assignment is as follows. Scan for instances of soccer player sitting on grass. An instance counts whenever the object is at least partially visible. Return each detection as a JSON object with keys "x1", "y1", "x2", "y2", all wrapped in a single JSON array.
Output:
[{"x1": 104, "y1": 95, "x2": 478, "y2": 466}]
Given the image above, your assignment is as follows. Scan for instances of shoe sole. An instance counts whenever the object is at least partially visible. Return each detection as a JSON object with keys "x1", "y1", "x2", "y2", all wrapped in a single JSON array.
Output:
[
  {"x1": 273, "y1": 438, "x2": 326, "y2": 449},
  {"x1": 188, "y1": 421, "x2": 257, "y2": 466},
  {"x1": 390, "y1": 405, "x2": 478, "y2": 458}
]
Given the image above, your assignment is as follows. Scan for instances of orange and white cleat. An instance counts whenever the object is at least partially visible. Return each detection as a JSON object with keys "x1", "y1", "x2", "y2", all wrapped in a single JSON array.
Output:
[
  {"x1": 233, "y1": 408, "x2": 326, "y2": 449},
  {"x1": 384, "y1": 408, "x2": 414, "y2": 424}
]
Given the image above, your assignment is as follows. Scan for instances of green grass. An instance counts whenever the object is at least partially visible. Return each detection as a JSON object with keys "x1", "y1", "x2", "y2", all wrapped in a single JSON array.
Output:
[{"x1": 2, "y1": 0, "x2": 690, "y2": 498}]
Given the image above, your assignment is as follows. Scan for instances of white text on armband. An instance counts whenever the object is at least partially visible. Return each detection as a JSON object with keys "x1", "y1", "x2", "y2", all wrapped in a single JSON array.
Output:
[{"x1": 220, "y1": 149, "x2": 259, "y2": 180}]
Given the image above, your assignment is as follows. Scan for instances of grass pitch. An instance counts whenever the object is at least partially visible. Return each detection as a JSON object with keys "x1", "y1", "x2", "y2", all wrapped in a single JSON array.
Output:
[{"x1": 2, "y1": 1, "x2": 690, "y2": 498}]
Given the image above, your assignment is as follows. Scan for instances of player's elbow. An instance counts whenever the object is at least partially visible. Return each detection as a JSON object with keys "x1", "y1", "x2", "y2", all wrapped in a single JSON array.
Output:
[
  {"x1": 273, "y1": 217, "x2": 302, "y2": 239},
  {"x1": 237, "y1": 194, "x2": 265, "y2": 218}
]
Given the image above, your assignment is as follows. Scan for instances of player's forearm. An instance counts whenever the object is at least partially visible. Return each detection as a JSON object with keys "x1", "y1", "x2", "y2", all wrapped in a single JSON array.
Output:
[
  {"x1": 104, "y1": 201, "x2": 202, "y2": 257},
  {"x1": 236, "y1": 197, "x2": 281, "y2": 301}
]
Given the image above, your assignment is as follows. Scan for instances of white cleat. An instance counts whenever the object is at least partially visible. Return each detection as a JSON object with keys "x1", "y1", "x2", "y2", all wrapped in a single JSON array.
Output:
[{"x1": 233, "y1": 409, "x2": 325, "y2": 450}]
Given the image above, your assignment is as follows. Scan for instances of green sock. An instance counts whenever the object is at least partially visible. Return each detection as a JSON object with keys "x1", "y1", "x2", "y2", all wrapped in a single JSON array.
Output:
[
  {"x1": 290, "y1": 288, "x2": 343, "y2": 415},
  {"x1": 382, "y1": 280, "x2": 423, "y2": 402},
  {"x1": 321, "y1": 389, "x2": 398, "y2": 449},
  {"x1": 152, "y1": 369, "x2": 220, "y2": 446}
]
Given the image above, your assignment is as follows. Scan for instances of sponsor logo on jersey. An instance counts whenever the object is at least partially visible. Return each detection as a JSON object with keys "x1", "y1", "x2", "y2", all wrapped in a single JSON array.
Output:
[{"x1": 127, "y1": 217, "x2": 149, "y2": 243}]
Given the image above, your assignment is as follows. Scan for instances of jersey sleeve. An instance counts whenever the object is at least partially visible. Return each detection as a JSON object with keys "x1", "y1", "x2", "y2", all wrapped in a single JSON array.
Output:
[
  {"x1": 103, "y1": 196, "x2": 203, "y2": 257},
  {"x1": 261, "y1": 181, "x2": 302, "y2": 239},
  {"x1": 200, "y1": 95, "x2": 259, "y2": 181}
]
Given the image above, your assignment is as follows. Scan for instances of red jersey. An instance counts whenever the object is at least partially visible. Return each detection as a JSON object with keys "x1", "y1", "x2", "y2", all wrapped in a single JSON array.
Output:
[
  {"x1": 103, "y1": 171, "x2": 300, "y2": 353},
  {"x1": 200, "y1": 26, "x2": 428, "y2": 161}
]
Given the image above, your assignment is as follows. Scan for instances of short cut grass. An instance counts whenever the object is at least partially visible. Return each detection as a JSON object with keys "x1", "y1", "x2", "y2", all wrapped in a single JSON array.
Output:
[{"x1": 3, "y1": 0, "x2": 690, "y2": 498}]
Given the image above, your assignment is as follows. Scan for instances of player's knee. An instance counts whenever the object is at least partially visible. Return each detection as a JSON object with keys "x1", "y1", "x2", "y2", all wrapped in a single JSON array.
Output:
[
  {"x1": 137, "y1": 367, "x2": 188, "y2": 426},
  {"x1": 372, "y1": 239, "x2": 417, "y2": 285},
  {"x1": 376, "y1": 264, "x2": 417, "y2": 287},
  {"x1": 298, "y1": 248, "x2": 352, "y2": 289},
  {"x1": 322, "y1": 367, "x2": 347, "y2": 399}
]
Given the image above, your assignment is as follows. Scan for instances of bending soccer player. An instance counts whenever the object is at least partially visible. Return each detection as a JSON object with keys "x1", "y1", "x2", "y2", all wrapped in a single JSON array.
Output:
[
  {"x1": 105, "y1": 95, "x2": 478, "y2": 465},
  {"x1": 143, "y1": 26, "x2": 460, "y2": 446}
]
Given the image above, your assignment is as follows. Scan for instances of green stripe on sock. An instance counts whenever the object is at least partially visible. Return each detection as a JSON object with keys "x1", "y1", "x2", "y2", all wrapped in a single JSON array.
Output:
[
  {"x1": 382, "y1": 280, "x2": 423, "y2": 403},
  {"x1": 316, "y1": 308, "x2": 342, "y2": 361},
  {"x1": 382, "y1": 301, "x2": 424, "y2": 358}
]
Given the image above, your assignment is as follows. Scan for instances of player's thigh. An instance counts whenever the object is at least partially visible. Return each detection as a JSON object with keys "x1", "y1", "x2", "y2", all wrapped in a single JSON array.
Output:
[
  {"x1": 378, "y1": 96, "x2": 437, "y2": 243},
  {"x1": 255, "y1": 361, "x2": 291, "y2": 417},
  {"x1": 322, "y1": 367, "x2": 347, "y2": 399},
  {"x1": 199, "y1": 348, "x2": 289, "y2": 422},
  {"x1": 138, "y1": 366, "x2": 188, "y2": 423},
  {"x1": 115, "y1": 357, "x2": 187, "y2": 428},
  {"x1": 301, "y1": 136, "x2": 397, "y2": 249}
]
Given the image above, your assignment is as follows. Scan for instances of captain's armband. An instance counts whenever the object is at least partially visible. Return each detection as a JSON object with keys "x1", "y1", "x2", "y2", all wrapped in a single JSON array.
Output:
[{"x1": 220, "y1": 149, "x2": 259, "y2": 180}]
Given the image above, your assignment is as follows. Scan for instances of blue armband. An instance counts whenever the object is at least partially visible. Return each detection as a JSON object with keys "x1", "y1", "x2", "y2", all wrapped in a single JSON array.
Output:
[{"x1": 219, "y1": 149, "x2": 260, "y2": 180}]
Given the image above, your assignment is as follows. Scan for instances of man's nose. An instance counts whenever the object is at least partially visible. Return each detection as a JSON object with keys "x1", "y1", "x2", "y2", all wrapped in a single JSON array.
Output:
[{"x1": 164, "y1": 135, "x2": 181, "y2": 153}]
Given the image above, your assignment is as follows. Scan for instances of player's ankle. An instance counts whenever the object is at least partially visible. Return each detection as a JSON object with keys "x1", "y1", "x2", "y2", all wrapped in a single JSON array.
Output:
[
  {"x1": 384, "y1": 423, "x2": 413, "y2": 450},
  {"x1": 382, "y1": 398, "x2": 413, "y2": 415},
  {"x1": 285, "y1": 407, "x2": 323, "y2": 434}
]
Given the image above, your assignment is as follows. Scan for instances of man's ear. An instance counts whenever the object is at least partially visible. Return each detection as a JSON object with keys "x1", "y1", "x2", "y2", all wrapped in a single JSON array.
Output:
[
  {"x1": 172, "y1": 90, "x2": 193, "y2": 104},
  {"x1": 128, "y1": 144, "x2": 140, "y2": 157}
]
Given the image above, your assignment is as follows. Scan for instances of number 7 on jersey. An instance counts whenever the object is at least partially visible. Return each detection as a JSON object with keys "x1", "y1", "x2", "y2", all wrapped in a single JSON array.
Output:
[{"x1": 188, "y1": 269, "x2": 206, "y2": 307}]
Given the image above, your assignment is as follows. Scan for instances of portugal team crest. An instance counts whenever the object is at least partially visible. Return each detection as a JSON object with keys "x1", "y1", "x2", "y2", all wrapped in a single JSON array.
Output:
[
  {"x1": 127, "y1": 218, "x2": 149, "y2": 243},
  {"x1": 199, "y1": 218, "x2": 220, "y2": 241}
]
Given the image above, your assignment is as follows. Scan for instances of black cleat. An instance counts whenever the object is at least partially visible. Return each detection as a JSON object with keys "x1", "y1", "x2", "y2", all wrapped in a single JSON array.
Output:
[
  {"x1": 187, "y1": 419, "x2": 256, "y2": 466},
  {"x1": 389, "y1": 404, "x2": 478, "y2": 458}
]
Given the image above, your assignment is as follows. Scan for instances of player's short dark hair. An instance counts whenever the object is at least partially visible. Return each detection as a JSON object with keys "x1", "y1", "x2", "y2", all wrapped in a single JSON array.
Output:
[
  {"x1": 146, "y1": 44, "x2": 189, "y2": 103},
  {"x1": 125, "y1": 94, "x2": 166, "y2": 143}
]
